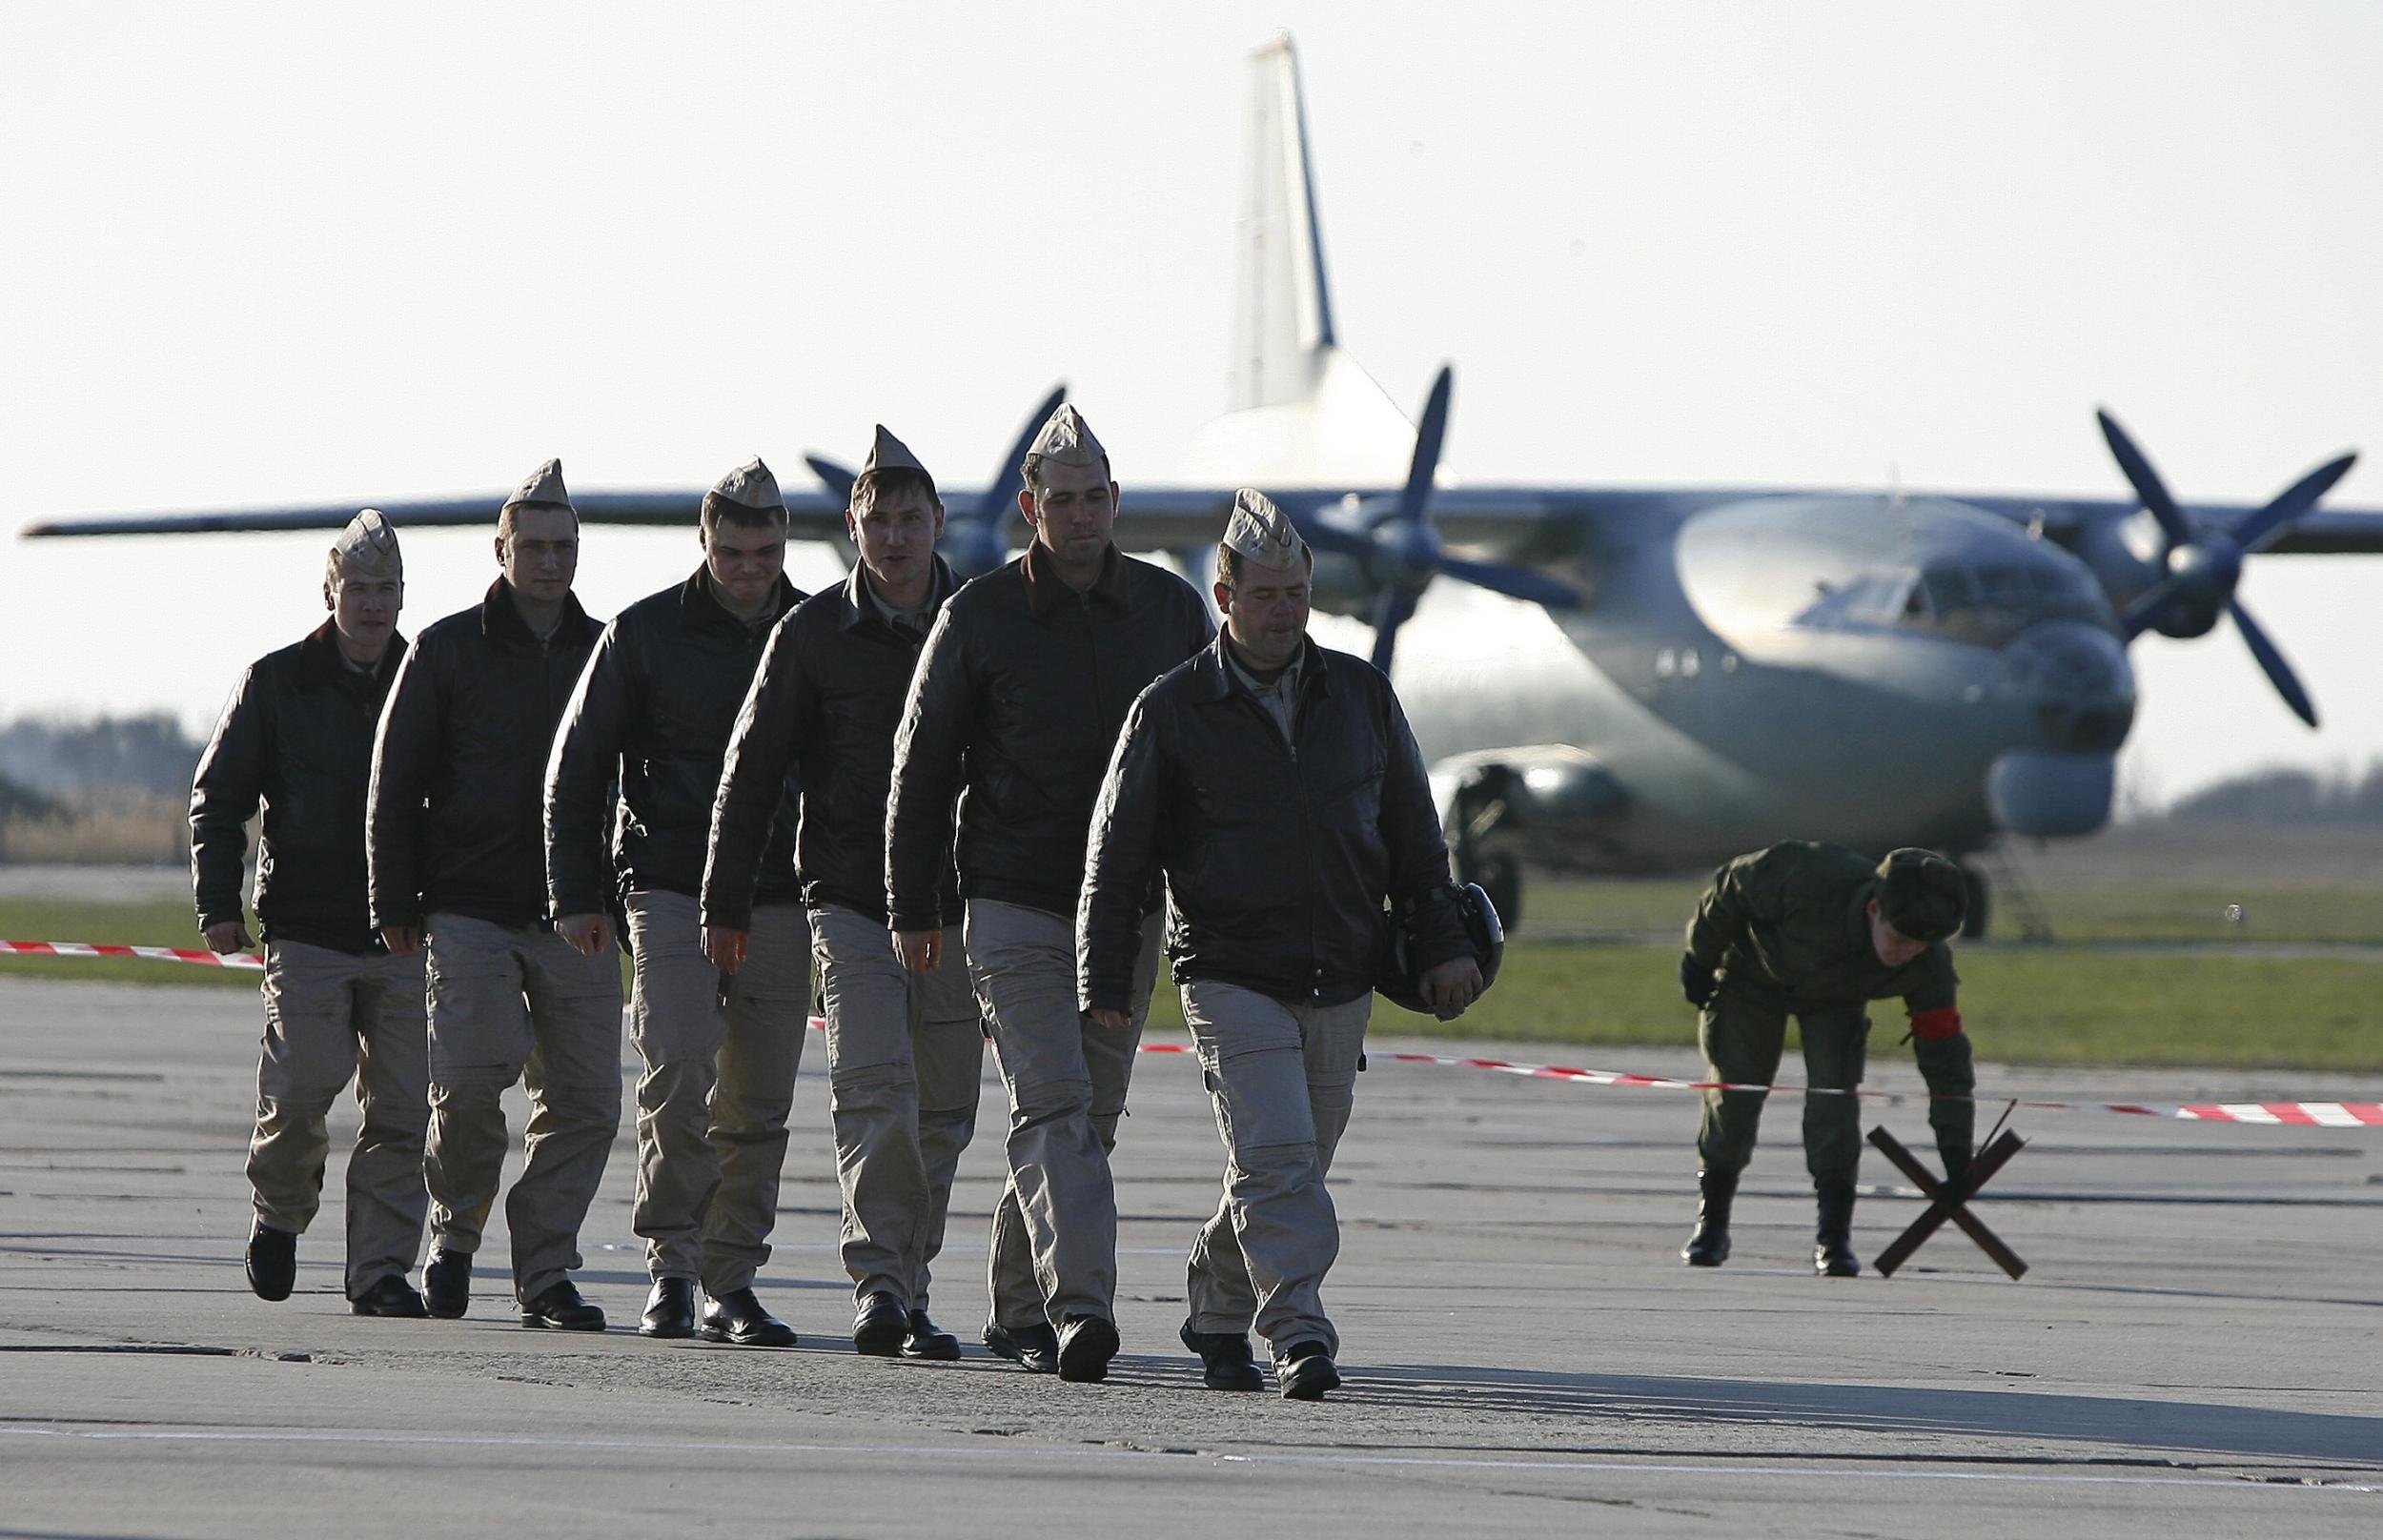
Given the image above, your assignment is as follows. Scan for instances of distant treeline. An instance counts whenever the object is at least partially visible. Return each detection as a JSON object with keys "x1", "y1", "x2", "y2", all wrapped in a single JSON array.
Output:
[
  {"x1": 0, "y1": 712, "x2": 2375, "y2": 864},
  {"x1": 0, "y1": 712, "x2": 205, "y2": 802},
  {"x1": 2157, "y1": 760, "x2": 2383, "y2": 828},
  {"x1": 0, "y1": 713, "x2": 207, "y2": 863}
]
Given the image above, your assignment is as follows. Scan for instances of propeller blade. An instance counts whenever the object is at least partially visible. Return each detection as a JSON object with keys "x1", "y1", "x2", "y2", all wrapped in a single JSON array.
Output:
[
  {"x1": 1439, "y1": 554, "x2": 1584, "y2": 609},
  {"x1": 2096, "y1": 408, "x2": 2192, "y2": 548},
  {"x1": 805, "y1": 455, "x2": 856, "y2": 500},
  {"x1": 2228, "y1": 598, "x2": 2318, "y2": 727},
  {"x1": 1395, "y1": 365, "x2": 1454, "y2": 528},
  {"x1": 1369, "y1": 587, "x2": 1419, "y2": 674},
  {"x1": 2233, "y1": 451, "x2": 2357, "y2": 553},
  {"x1": 976, "y1": 383, "x2": 1069, "y2": 529}
]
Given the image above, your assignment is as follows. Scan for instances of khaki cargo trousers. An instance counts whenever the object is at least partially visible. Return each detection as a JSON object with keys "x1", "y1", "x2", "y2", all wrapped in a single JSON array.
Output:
[
  {"x1": 625, "y1": 890, "x2": 809, "y2": 1295},
  {"x1": 421, "y1": 912, "x2": 622, "y2": 1305},
  {"x1": 810, "y1": 904, "x2": 982, "y2": 1310},
  {"x1": 247, "y1": 939, "x2": 430, "y2": 1298},
  {"x1": 965, "y1": 900, "x2": 1163, "y2": 1330},
  {"x1": 1180, "y1": 979, "x2": 1370, "y2": 1361}
]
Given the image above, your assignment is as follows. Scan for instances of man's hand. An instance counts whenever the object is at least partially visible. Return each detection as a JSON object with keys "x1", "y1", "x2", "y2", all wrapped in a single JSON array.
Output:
[
  {"x1": 1087, "y1": 1007, "x2": 1129, "y2": 1032},
  {"x1": 380, "y1": 923, "x2": 423, "y2": 958},
  {"x1": 1680, "y1": 950, "x2": 1717, "y2": 1009},
  {"x1": 555, "y1": 913, "x2": 611, "y2": 958},
  {"x1": 1418, "y1": 955, "x2": 1485, "y2": 1019},
  {"x1": 703, "y1": 925, "x2": 749, "y2": 974},
  {"x1": 893, "y1": 928, "x2": 943, "y2": 975},
  {"x1": 202, "y1": 921, "x2": 253, "y2": 956}
]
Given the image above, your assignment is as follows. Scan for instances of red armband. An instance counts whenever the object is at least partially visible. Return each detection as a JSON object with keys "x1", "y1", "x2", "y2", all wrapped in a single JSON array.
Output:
[{"x1": 1908, "y1": 1006, "x2": 1963, "y2": 1041}]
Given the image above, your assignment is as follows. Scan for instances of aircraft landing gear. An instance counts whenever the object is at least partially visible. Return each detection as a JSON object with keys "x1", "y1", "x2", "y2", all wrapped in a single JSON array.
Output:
[
  {"x1": 1459, "y1": 847, "x2": 1523, "y2": 935},
  {"x1": 1963, "y1": 847, "x2": 2055, "y2": 942},
  {"x1": 1450, "y1": 772, "x2": 1525, "y2": 933}
]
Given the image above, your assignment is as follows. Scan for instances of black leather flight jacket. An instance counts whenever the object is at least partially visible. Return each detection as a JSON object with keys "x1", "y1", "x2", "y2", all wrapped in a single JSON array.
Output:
[
  {"x1": 703, "y1": 557, "x2": 958, "y2": 930},
  {"x1": 886, "y1": 543, "x2": 1214, "y2": 931},
  {"x1": 368, "y1": 578, "x2": 602, "y2": 931},
  {"x1": 544, "y1": 567, "x2": 804, "y2": 921},
  {"x1": 1078, "y1": 635, "x2": 1467, "y2": 1013},
  {"x1": 191, "y1": 621, "x2": 406, "y2": 954}
]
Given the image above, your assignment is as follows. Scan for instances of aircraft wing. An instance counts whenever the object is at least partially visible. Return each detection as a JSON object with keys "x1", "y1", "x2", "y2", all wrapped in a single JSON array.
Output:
[
  {"x1": 18, "y1": 488, "x2": 855, "y2": 541},
  {"x1": 1957, "y1": 495, "x2": 2383, "y2": 555},
  {"x1": 1120, "y1": 485, "x2": 1595, "y2": 560},
  {"x1": 14, "y1": 480, "x2": 1598, "y2": 575}
]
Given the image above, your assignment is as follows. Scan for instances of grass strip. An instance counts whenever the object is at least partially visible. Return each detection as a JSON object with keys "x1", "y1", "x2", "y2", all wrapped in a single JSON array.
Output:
[{"x1": 4, "y1": 900, "x2": 2377, "y2": 1072}]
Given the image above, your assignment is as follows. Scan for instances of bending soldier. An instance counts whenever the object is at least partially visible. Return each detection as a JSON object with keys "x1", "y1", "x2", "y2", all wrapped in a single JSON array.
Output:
[
  {"x1": 886, "y1": 403, "x2": 1212, "y2": 1382},
  {"x1": 1079, "y1": 490, "x2": 1481, "y2": 1400},
  {"x1": 1677, "y1": 842, "x2": 1975, "y2": 1277},
  {"x1": 368, "y1": 458, "x2": 622, "y2": 1329},
  {"x1": 704, "y1": 428, "x2": 976, "y2": 1360},
  {"x1": 193, "y1": 511, "x2": 430, "y2": 1317},
  {"x1": 546, "y1": 458, "x2": 809, "y2": 1347}
]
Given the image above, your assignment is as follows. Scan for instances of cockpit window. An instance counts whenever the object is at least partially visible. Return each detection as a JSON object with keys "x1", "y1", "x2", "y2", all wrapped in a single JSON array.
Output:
[
  {"x1": 1793, "y1": 571, "x2": 1918, "y2": 630},
  {"x1": 1908, "y1": 559, "x2": 2111, "y2": 644},
  {"x1": 1795, "y1": 558, "x2": 2111, "y2": 644}
]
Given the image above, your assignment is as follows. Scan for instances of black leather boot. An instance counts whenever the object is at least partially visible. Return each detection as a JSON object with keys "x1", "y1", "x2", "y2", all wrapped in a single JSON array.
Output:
[
  {"x1": 1937, "y1": 1137, "x2": 1974, "y2": 1201},
  {"x1": 1813, "y1": 1179, "x2": 1860, "y2": 1277},
  {"x1": 1681, "y1": 1171, "x2": 1736, "y2": 1266},
  {"x1": 639, "y1": 1277, "x2": 698, "y2": 1339}
]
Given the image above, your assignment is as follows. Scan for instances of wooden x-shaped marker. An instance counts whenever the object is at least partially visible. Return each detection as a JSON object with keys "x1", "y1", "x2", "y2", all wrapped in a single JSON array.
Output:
[{"x1": 1868, "y1": 1125, "x2": 2028, "y2": 1280}]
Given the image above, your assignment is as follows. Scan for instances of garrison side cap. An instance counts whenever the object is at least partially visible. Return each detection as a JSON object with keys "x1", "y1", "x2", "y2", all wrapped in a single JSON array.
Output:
[
  {"x1": 709, "y1": 456, "x2": 785, "y2": 514},
  {"x1": 1026, "y1": 402, "x2": 1106, "y2": 469},
  {"x1": 330, "y1": 507, "x2": 401, "y2": 578},
  {"x1": 501, "y1": 456, "x2": 574, "y2": 516},
  {"x1": 861, "y1": 425, "x2": 930, "y2": 478},
  {"x1": 1220, "y1": 486, "x2": 1309, "y2": 569}
]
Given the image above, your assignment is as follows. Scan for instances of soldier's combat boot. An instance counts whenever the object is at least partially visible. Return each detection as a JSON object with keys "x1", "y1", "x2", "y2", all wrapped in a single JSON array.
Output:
[
  {"x1": 1812, "y1": 1179, "x2": 1860, "y2": 1277},
  {"x1": 1937, "y1": 1137, "x2": 1974, "y2": 1202},
  {"x1": 1681, "y1": 1171, "x2": 1736, "y2": 1266}
]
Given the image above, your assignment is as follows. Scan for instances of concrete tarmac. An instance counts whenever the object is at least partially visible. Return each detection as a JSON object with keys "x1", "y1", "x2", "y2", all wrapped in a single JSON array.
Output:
[{"x1": 1, "y1": 977, "x2": 2377, "y2": 1537}]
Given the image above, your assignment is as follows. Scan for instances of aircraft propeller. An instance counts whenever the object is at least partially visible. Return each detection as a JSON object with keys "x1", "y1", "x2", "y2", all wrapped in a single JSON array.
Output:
[
  {"x1": 805, "y1": 384, "x2": 1069, "y2": 580},
  {"x1": 1303, "y1": 366, "x2": 1582, "y2": 673},
  {"x1": 2094, "y1": 408, "x2": 2352, "y2": 728}
]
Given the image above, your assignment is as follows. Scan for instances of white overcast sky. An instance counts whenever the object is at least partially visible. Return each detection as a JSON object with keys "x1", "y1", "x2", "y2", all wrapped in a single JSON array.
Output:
[{"x1": 2, "y1": 1, "x2": 2377, "y2": 810}]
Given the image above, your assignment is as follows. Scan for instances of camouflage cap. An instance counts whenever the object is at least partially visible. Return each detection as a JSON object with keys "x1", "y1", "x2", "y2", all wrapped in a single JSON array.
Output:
[
  {"x1": 501, "y1": 456, "x2": 574, "y2": 516},
  {"x1": 862, "y1": 425, "x2": 928, "y2": 478},
  {"x1": 1876, "y1": 848, "x2": 1967, "y2": 943},
  {"x1": 709, "y1": 456, "x2": 784, "y2": 514},
  {"x1": 1026, "y1": 403, "x2": 1106, "y2": 470},
  {"x1": 330, "y1": 508, "x2": 401, "y2": 579},
  {"x1": 1220, "y1": 487, "x2": 1309, "y2": 570}
]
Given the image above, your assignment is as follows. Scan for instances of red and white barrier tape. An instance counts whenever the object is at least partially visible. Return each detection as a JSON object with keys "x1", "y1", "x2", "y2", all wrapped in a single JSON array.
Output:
[
  {"x1": 7, "y1": 939, "x2": 2377, "y2": 1126},
  {"x1": 0, "y1": 940, "x2": 264, "y2": 970},
  {"x1": 1350, "y1": 1047, "x2": 2383, "y2": 1127}
]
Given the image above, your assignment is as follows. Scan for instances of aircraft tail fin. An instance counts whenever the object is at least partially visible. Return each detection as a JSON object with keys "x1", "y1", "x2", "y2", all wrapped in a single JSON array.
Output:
[{"x1": 1232, "y1": 34, "x2": 1336, "y2": 412}]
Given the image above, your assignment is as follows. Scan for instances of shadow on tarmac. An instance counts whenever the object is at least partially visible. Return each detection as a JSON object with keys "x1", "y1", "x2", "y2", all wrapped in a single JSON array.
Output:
[{"x1": 1337, "y1": 1362, "x2": 2383, "y2": 1466}]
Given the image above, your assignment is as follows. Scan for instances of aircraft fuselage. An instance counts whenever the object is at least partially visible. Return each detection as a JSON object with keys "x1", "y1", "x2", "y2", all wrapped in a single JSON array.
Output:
[{"x1": 1380, "y1": 489, "x2": 2135, "y2": 873}]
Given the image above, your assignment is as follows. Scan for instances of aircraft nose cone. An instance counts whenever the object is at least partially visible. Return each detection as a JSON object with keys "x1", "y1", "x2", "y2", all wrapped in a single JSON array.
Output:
[{"x1": 2004, "y1": 619, "x2": 2135, "y2": 754}]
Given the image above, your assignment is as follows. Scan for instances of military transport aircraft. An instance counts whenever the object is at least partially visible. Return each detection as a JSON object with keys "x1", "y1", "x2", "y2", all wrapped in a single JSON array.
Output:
[{"x1": 21, "y1": 37, "x2": 2383, "y2": 935}]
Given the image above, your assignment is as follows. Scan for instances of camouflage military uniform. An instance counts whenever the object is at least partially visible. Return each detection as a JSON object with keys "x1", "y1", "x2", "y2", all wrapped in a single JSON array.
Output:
[
  {"x1": 1680, "y1": 842, "x2": 1975, "y2": 1275},
  {"x1": 1685, "y1": 841, "x2": 1975, "y2": 1182}
]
